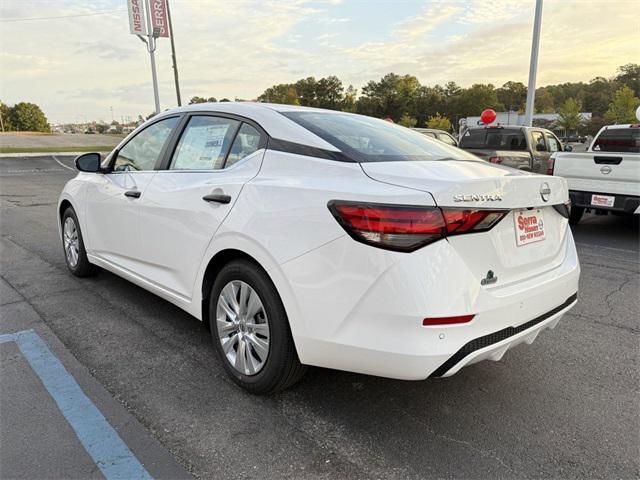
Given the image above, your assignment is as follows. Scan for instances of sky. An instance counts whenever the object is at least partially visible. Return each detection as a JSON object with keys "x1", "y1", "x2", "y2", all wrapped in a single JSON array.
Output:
[{"x1": 1, "y1": 0, "x2": 638, "y2": 124}]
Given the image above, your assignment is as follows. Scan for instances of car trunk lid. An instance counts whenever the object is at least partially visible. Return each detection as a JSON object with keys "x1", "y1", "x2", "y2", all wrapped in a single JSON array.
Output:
[{"x1": 360, "y1": 160, "x2": 571, "y2": 285}]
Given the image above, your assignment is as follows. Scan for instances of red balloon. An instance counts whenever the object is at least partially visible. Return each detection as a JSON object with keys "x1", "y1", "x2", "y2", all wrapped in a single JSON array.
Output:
[{"x1": 480, "y1": 109, "x2": 497, "y2": 125}]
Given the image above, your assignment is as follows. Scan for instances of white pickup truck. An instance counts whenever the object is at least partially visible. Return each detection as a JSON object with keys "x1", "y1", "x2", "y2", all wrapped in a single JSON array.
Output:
[{"x1": 551, "y1": 123, "x2": 640, "y2": 224}]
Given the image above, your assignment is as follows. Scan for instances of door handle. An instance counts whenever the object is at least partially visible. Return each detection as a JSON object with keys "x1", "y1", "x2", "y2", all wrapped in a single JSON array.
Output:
[
  {"x1": 124, "y1": 190, "x2": 141, "y2": 198},
  {"x1": 202, "y1": 193, "x2": 231, "y2": 204}
]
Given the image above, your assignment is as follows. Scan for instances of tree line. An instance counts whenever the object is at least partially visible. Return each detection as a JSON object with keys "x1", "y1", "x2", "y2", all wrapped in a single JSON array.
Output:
[
  {"x1": 0, "y1": 101, "x2": 50, "y2": 132},
  {"x1": 228, "y1": 63, "x2": 637, "y2": 134}
]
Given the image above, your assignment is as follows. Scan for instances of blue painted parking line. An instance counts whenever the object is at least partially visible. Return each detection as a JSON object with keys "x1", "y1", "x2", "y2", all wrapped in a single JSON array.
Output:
[{"x1": 0, "y1": 329, "x2": 153, "y2": 480}]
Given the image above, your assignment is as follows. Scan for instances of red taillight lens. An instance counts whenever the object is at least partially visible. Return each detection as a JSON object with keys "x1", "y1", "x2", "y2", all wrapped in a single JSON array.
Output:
[
  {"x1": 328, "y1": 202, "x2": 446, "y2": 252},
  {"x1": 489, "y1": 156, "x2": 502, "y2": 164},
  {"x1": 553, "y1": 200, "x2": 571, "y2": 218},
  {"x1": 423, "y1": 314, "x2": 475, "y2": 326},
  {"x1": 441, "y1": 209, "x2": 506, "y2": 235},
  {"x1": 547, "y1": 156, "x2": 555, "y2": 175},
  {"x1": 329, "y1": 201, "x2": 507, "y2": 252}
]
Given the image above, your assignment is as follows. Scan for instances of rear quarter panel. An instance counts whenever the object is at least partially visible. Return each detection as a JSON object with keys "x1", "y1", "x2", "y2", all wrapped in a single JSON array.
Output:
[{"x1": 193, "y1": 150, "x2": 435, "y2": 331}]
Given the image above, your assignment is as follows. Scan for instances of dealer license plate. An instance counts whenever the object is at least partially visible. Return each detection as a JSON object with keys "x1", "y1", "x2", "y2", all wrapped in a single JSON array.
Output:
[
  {"x1": 514, "y1": 209, "x2": 546, "y2": 246},
  {"x1": 591, "y1": 194, "x2": 615, "y2": 207}
]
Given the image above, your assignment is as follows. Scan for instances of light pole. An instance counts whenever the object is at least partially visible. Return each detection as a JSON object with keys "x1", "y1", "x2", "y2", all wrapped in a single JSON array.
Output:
[{"x1": 524, "y1": 0, "x2": 543, "y2": 127}]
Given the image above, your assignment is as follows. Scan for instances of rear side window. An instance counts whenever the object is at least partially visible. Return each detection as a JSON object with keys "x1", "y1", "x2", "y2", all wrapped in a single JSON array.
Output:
[
  {"x1": 282, "y1": 111, "x2": 477, "y2": 162},
  {"x1": 171, "y1": 116, "x2": 240, "y2": 170},
  {"x1": 593, "y1": 128, "x2": 640, "y2": 153},
  {"x1": 226, "y1": 123, "x2": 262, "y2": 167},
  {"x1": 531, "y1": 131, "x2": 547, "y2": 152},
  {"x1": 459, "y1": 129, "x2": 527, "y2": 150}
]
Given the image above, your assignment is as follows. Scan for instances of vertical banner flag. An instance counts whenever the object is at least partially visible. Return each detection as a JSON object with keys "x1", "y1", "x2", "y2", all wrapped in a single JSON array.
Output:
[
  {"x1": 127, "y1": 0, "x2": 147, "y2": 35},
  {"x1": 150, "y1": 0, "x2": 170, "y2": 37}
]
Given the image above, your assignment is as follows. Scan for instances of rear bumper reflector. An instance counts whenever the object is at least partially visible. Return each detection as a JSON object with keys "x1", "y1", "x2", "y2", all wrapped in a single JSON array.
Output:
[
  {"x1": 423, "y1": 314, "x2": 475, "y2": 326},
  {"x1": 428, "y1": 293, "x2": 578, "y2": 378}
]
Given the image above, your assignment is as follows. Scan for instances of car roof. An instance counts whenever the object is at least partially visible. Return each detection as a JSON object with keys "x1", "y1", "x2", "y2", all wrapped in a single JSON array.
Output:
[
  {"x1": 602, "y1": 124, "x2": 640, "y2": 130},
  {"x1": 153, "y1": 102, "x2": 341, "y2": 151},
  {"x1": 412, "y1": 128, "x2": 451, "y2": 135},
  {"x1": 466, "y1": 125, "x2": 553, "y2": 133}
]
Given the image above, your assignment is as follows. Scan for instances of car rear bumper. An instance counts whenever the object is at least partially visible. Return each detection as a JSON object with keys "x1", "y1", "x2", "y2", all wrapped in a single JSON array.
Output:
[
  {"x1": 282, "y1": 227, "x2": 581, "y2": 380},
  {"x1": 429, "y1": 293, "x2": 576, "y2": 377},
  {"x1": 570, "y1": 190, "x2": 640, "y2": 214}
]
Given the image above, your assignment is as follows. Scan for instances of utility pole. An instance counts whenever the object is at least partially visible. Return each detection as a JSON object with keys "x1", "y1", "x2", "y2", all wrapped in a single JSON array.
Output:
[
  {"x1": 144, "y1": 0, "x2": 161, "y2": 114},
  {"x1": 166, "y1": 0, "x2": 182, "y2": 106},
  {"x1": 524, "y1": 0, "x2": 543, "y2": 127}
]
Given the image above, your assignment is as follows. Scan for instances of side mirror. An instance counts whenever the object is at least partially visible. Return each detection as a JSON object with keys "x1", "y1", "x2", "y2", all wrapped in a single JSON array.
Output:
[
  {"x1": 564, "y1": 144, "x2": 573, "y2": 152},
  {"x1": 74, "y1": 152, "x2": 102, "y2": 172}
]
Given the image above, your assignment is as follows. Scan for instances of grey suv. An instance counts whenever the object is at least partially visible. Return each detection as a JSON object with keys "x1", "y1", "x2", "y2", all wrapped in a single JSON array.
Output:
[{"x1": 458, "y1": 125, "x2": 568, "y2": 174}]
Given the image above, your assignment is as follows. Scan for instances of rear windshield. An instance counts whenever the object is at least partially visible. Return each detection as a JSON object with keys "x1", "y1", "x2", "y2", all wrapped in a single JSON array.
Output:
[
  {"x1": 593, "y1": 128, "x2": 640, "y2": 153},
  {"x1": 281, "y1": 111, "x2": 478, "y2": 162},
  {"x1": 459, "y1": 128, "x2": 527, "y2": 151}
]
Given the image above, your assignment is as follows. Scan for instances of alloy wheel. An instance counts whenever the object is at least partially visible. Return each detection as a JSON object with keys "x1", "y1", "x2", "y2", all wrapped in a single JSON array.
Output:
[
  {"x1": 63, "y1": 217, "x2": 79, "y2": 267},
  {"x1": 216, "y1": 280, "x2": 270, "y2": 375}
]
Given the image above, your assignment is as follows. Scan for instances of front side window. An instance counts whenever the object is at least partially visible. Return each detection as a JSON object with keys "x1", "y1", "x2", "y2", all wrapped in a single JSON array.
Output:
[
  {"x1": 531, "y1": 131, "x2": 547, "y2": 152},
  {"x1": 545, "y1": 133, "x2": 560, "y2": 152},
  {"x1": 226, "y1": 123, "x2": 262, "y2": 168},
  {"x1": 171, "y1": 116, "x2": 240, "y2": 170},
  {"x1": 593, "y1": 128, "x2": 640, "y2": 153},
  {"x1": 283, "y1": 111, "x2": 477, "y2": 162},
  {"x1": 114, "y1": 117, "x2": 178, "y2": 171}
]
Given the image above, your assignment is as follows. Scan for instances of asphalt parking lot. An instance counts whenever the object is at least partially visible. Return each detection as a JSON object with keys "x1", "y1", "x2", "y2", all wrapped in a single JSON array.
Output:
[{"x1": 1, "y1": 155, "x2": 638, "y2": 479}]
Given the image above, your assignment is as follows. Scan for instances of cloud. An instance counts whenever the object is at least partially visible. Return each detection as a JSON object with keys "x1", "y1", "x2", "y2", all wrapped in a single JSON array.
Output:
[
  {"x1": 0, "y1": 0, "x2": 637, "y2": 123},
  {"x1": 394, "y1": 1, "x2": 462, "y2": 39},
  {"x1": 74, "y1": 42, "x2": 138, "y2": 60}
]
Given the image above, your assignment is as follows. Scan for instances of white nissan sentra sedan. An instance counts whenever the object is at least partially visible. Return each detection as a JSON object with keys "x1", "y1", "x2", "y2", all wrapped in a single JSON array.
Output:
[{"x1": 58, "y1": 103, "x2": 580, "y2": 393}]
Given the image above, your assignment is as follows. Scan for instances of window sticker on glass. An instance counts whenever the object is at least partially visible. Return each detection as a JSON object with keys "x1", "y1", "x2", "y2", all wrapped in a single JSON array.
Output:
[
  {"x1": 171, "y1": 116, "x2": 240, "y2": 170},
  {"x1": 176, "y1": 125, "x2": 228, "y2": 169}
]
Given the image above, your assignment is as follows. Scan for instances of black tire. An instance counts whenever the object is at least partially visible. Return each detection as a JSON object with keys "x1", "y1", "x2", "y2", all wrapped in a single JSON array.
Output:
[
  {"x1": 61, "y1": 207, "x2": 98, "y2": 277},
  {"x1": 569, "y1": 206, "x2": 584, "y2": 225},
  {"x1": 209, "y1": 259, "x2": 306, "y2": 394}
]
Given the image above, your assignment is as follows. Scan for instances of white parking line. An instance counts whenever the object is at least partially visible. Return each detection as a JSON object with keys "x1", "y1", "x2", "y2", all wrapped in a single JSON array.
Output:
[{"x1": 52, "y1": 156, "x2": 75, "y2": 171}]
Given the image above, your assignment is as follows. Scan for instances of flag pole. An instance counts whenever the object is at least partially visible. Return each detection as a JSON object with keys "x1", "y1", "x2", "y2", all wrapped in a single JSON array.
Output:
[{"x1": 166, "y1": 0, "x2": 182, "y2": 106}]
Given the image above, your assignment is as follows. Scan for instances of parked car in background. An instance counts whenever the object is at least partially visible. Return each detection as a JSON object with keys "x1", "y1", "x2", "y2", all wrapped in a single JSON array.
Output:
[
  {"x1": 551, "y1": 123, "x2": 640, "y2": 224},
  {"x1": 458, "y1": 125, "x2": 568, "y2": 174},
  {"x1": 562, "y1": 134, "x2": 587, "y2": 144},
  {"x1": 412, "y1": 128, "x2": 458, "y2": 146}
]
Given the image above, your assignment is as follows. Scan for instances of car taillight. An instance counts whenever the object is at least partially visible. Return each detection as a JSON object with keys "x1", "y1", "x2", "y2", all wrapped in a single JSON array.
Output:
[
  {"x1": 489, "y1": 156, "x2": 502, "y2": 164},
  {"x1": 442, "y1": 209, "x2": 507, "y2": 235},
  {"x1": 328, "y1": 201, "x2": 507, "y2": 252},
  {"x1": 547, "y1": 155, "x2": 555, "y2": 175},
  {"x1": 553, "y1": 200, "x2": 572, "y2": 218}
]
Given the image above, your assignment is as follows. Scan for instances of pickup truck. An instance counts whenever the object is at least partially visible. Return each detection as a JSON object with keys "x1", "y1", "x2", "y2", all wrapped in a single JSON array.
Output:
[
  {"x1": 458, "y1": 125, "x2": 568, "y2": 174},
  {"x1": 550, "y1": 123, "x2": 640, "y2": 224}
]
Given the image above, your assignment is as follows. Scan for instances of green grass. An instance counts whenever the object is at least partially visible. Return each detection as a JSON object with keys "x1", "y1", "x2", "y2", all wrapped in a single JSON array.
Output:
[{"x1": 0, "y1": 145, "x2": 115, "y2": 154}]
